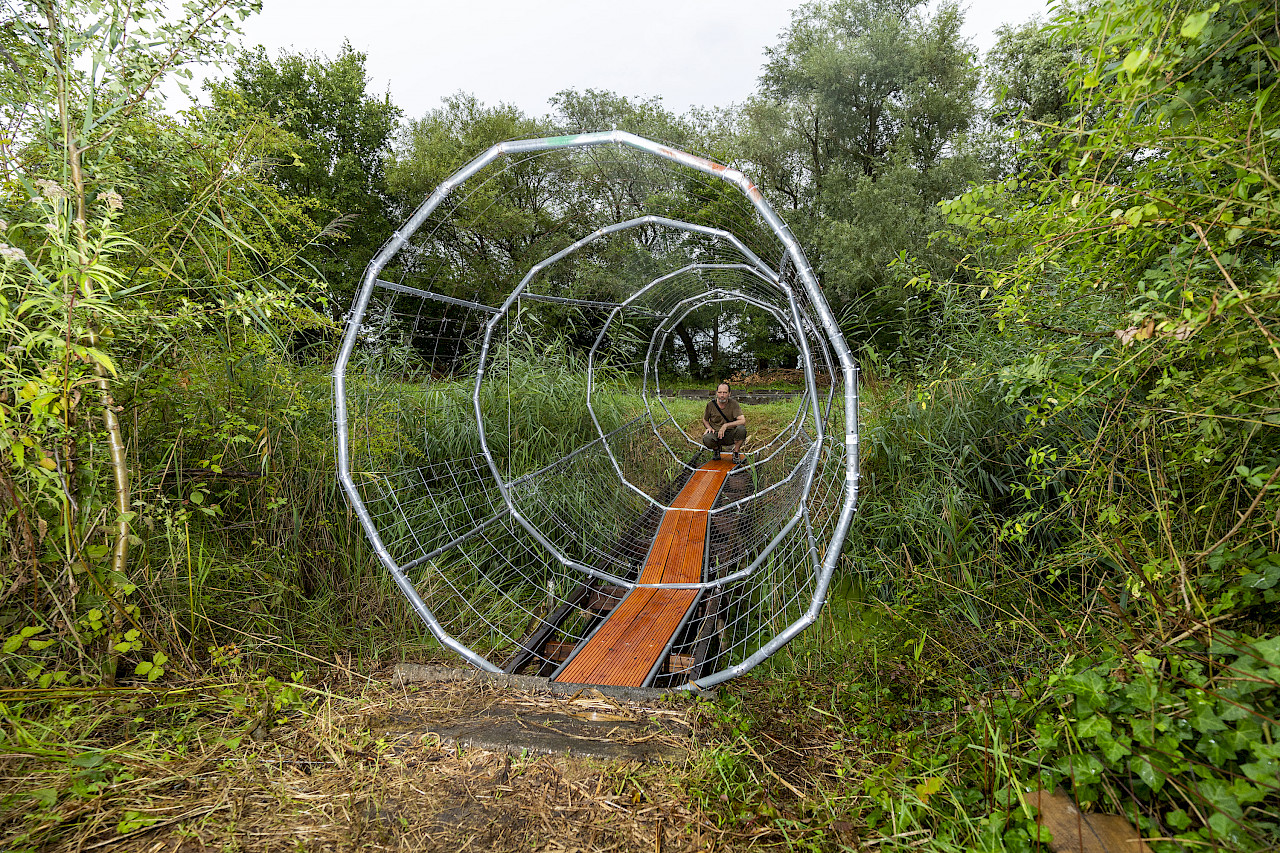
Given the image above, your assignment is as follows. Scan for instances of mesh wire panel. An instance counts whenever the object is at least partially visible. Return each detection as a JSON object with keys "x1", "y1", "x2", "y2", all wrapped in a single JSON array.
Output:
[{"x1": 335, "y1": 132, "x2": 859, "y2": 688}]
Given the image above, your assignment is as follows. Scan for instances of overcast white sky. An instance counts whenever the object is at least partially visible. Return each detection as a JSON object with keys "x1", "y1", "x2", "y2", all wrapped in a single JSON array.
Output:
[{"x1": 195, "y1": 0, "x2": 1048, "y2": 120}]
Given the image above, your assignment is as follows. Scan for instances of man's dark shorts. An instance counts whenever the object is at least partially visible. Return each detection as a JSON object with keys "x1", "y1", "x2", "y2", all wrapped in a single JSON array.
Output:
[{"x1": 702, "y1": 424, "x2": 747, "y2": 450}]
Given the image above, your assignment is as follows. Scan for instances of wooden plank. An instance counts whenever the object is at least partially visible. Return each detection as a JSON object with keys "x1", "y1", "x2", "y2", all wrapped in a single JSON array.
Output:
[
  {"x1": 552, "y1": 457, "x2": 733, "y2": 687},
  {"x1": 663, "y1": 511, "x2": 695, "y2": 582},
  {"x1": 543, "y1": 641, "x2": 578, "y2": 662},
  {"x1": 690, "y1": 590, "x2": 723, "y2": 679},
  {"x1": 562, "y1": 589, "x2": 654, "y2": 679},
  {"x1": 555, "y1": 587, "x2": 679, "y2": 684},
  {"x1": 587, "y1": 585, "x2": 627, "y2": 612},
  {"x1": 639, "y1": 525, "x2": 675, "y2": 584},
  {"x1": 648, "y1": 512, "x2": 681, "y2": 583},
  {"x1": 572, "y1": 589, "x2": 698, "y2": 686},
  {"x1": 669, "y1": 653, "x2": 695, "y2": 671},
  {"x1": 560, "y1": 591, "x2": 654, "y2": 683},
  {"x1": 681, "y1": 517, "x2": 706, "y2": 582},
  {"x1": 503, "y1": 582, "x2": 594, "y2": 674}
]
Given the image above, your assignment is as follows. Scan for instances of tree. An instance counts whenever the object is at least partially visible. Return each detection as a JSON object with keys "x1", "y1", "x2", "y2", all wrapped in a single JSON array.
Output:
[
  {"x1": 387, "y1": 94, "x2": 563, "y2": 298},
  {"x1": 748, "y1": 0, "x2": 983, "y2": 358},
  {"x1": 1, "y1": 0, "x2": 332, "y2": 685},
  {"x1": 972, "y1": 18, "x2": 1081, "y2": 177},
  {"x1": 387, "y1": 91, "x2": 740, "y2": 371},
  {"x1": 759, "y1": 0, "x2": 978, "y2": 187},
  {"x1": 550, "y1": 89, "x2": 694, "y2": 145},
  {"x1": 216, "y1": 41, "x2": 401, "y2": 298}
]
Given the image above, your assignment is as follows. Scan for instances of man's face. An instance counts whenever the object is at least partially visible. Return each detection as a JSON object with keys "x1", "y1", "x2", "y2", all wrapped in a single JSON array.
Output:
[{"x1": 716, "y1": 384, "x2": 730, "y2": 404}]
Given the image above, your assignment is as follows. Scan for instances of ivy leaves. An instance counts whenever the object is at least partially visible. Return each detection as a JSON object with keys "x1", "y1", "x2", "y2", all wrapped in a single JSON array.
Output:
[{"x1": 1029, "y1": 637, "x2": 1280, "y2": 848}]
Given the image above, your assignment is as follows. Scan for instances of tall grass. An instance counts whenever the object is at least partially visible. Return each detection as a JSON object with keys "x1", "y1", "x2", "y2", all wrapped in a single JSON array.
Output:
[
  {"x1": 454, "y1": 334, "x2": 638, "y2": 476},
  {"x1": 101, "y1": 333, "x2": 651, "y2": 675},
  {"x1": 840, "y1": 376, "x2": 1085, "y2": 677}
]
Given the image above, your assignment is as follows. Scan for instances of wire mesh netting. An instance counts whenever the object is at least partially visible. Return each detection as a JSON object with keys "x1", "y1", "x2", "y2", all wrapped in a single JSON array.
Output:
[{"x1": 334, "y1": 132, "x2": 860, "y2": 688}]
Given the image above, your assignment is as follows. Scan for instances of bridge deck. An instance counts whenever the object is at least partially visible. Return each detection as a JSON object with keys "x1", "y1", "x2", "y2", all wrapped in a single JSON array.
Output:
[{"x1": 553, "y1": 457, "x2": 736, "y2": 687}]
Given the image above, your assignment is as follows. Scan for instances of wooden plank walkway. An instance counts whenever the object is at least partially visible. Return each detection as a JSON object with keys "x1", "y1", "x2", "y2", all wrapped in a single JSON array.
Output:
[{"x1": 553, "y1": 457, "x2": 736, "y2": 687}]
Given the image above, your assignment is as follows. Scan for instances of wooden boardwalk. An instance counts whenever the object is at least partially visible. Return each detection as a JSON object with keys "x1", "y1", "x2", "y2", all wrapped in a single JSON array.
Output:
[{"x1": 553, "y1": 457, "x2": 736, "y2": 687}]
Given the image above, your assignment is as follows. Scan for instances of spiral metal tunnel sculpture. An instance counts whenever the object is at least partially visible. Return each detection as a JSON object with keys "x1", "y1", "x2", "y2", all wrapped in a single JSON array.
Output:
[{"x1": 334, "y1": 132, "x2": 860, "y2": 689}]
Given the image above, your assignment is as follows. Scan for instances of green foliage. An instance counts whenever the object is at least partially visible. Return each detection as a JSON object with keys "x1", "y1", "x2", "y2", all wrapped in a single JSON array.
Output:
[
  {"x1": 760, "y1": 0, "x2": 979, "y2": 181},
  {"x1": 110, "y1": 103, "x2": 329, "y2": 309},
  {"x1": 822, "y1": 0, "x2": 1280, "y2": 846},
  {"x1": 977, "y1": 18, "x2": 1082, "y2": 176},
  {"x1": 385, "y1": 94, "x2": 567, "y2": 312},
  {"x1": 935, "y1": 0, "x2": 1280, "y2": 617},
  {"x1": 1, "y1": 191, "x2": 126, "y2": 508},
  {"x1": 990, "y1": 634, "x2": 1280, "y2": 850},
  {"x1": 352, "y1": 333, "x2": 636, "y2": 477},
  {"x1": 216, "y1": 40, "x2": 402, "y2": 294},
  {"x1": 708, "y1": 0, "x2": 1280, "y2": 833},
  {"x1": 551, "y1": 89, "x2": 696, "y2": 146},
  {"x1": 1, "y1": 0, "x2": 333, "y2": 691},
  {"x1": 747, "y1": 0, "x2": 986, "y2": 359},
  {"x1": 985, "y1": 18, "x2": 1074, "y2": 125}
]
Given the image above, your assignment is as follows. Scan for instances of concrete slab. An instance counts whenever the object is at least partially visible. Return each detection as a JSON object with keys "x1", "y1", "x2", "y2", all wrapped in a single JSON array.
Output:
[
  {"x1": 381, "y1": 665, "x2": 697, "y2": 762},
  {"x1": 393, "y1": 663, "x2": 708, "y2": 701}
]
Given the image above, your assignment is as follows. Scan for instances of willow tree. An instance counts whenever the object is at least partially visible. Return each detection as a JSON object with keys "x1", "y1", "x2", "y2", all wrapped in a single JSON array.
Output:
[
  {"x1": 745, "y1": 0, "x2": 984, "y2": 358},
  {"x1": 0, "y1": 0, "x2": 330, "y2": 684}
]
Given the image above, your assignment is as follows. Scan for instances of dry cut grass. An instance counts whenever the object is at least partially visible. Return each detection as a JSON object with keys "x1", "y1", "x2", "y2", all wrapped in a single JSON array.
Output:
[{"x1": 0, "y1": 672, "x2": 757, "y2": 852}]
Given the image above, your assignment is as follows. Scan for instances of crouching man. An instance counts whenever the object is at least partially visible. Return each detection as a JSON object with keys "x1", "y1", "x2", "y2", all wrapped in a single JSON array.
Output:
[{"x1": 702, "y1": 382, "x2": 747, "y2": 463}]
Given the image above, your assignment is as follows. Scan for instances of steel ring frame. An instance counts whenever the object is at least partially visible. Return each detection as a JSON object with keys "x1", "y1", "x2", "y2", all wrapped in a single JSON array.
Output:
[
  {"x1": 643, "y1": 287, "x2": 817, "y2": 466},
  {"x1": 333, "y1": 131, "x2": 861, "y2": 688},
  {"x1": 583, "y1": 234, "x2": 828, "y2": 515}
]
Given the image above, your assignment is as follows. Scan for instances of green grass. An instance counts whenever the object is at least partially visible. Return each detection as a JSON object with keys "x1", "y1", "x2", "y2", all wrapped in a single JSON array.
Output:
[{"x1": 650, "y1": 395, "x2": 807, "y2": 451}]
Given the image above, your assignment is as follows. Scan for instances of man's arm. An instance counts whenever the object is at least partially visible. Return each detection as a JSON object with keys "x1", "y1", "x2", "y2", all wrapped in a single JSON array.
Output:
[{"x1": 718, "y1": 407, "x2": 746, "y2": 437}]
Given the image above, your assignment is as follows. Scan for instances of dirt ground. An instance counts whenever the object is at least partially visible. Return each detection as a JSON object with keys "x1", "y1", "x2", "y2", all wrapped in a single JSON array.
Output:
[
  {"x1": 140, "y1": 742, "x2": 710, "y2": 853},
  {"x1": 5, "y1": 674, "x2": 747, "y2": 853}
]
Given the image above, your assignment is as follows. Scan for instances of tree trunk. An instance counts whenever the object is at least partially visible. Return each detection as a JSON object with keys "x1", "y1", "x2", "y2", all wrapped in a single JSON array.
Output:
[
  {"x1": 675, "y1": 322, "x2": 701, "y2": 379},
  {"x1": 47, "y1": 1, "x2": 133, "y2": 685},
  {"x1": 710, "y1": 312, "x2": 721, "y2": 376}
]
